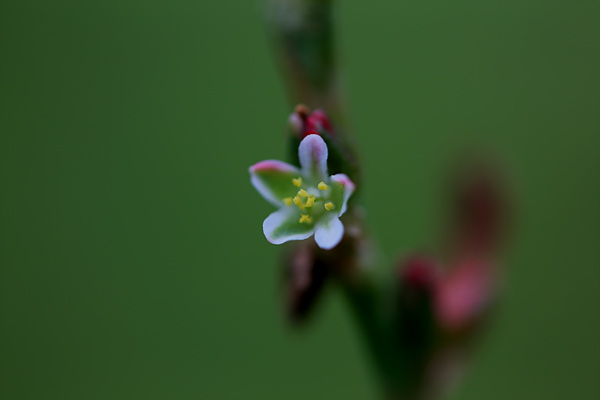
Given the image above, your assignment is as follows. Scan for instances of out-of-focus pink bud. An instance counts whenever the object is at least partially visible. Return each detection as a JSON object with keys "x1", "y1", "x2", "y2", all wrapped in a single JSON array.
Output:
[
  {"x1": 451, "y1": 163, "x2": 508, "y2": 256},
  {"x1": 434, "y1": 256, "x2": 497, "y2": 333},
  {"x1": 437, "y1": 160, "x2": 507, "y2": 333},
  {"x1": 395, "y1": 254, "x2": 441, "y2": 353},
  {"x1": 288, "y1": 106, "x2": 334, "y2": 138},
  {"x1": 306, "y1": 109, "x2": 333, "y2": 135},
  {"x1": 399, "y1": 254, "x2": 441, "y2": 292}
]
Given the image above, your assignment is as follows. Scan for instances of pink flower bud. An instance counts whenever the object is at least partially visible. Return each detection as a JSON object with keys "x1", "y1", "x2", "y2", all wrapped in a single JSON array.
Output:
[
  {"x1": 435, "y1": 256, "x2": 496, "y2": 333},
  {"x1": 451, "y1": 163, "x2": 508, "y2": 256},
  {"x1": 399, "y1": 254, "x2": 441, "y2": 291},
  {"x1": 306, "y1": 109, "x2": 333, "y2": 134}
]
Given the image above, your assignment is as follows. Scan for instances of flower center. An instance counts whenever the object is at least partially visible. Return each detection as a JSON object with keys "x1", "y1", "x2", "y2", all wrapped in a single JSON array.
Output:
[{"x1": 283, "y1": 177, "x2": 336, "y2": 223}]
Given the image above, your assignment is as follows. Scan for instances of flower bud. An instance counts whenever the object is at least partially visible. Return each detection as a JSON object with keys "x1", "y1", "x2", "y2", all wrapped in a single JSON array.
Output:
[
  {"x1": 395, "y1": 254, "x2": 441, "y2": 357},
  {"x1": 438, "y1": 159, "x2": 506, "y2": 333},
  {"x1": 449, "y1": 160, "x2": 508, "y2": 256},
  {"x1": 435, "y1": 256, "x2": 497, "y2": 333},
  {"x1": 287, "y1": 104, "x2": 310, "y2": 137},
  {"x1": 399, "y1": 254, "x2": 441, "y2": 292},
  {"x1": 306, "y1": 109, "x2": 333, "y2": 136}
]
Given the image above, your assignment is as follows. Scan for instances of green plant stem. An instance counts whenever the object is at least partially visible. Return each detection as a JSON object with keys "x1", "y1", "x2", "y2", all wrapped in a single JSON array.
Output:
[
  {"x1": 267, "y1": 1, "x2": 433, "y2": 398},
  {"x1": 266, "y1": 0, "x2": 344, "y2": 123}
]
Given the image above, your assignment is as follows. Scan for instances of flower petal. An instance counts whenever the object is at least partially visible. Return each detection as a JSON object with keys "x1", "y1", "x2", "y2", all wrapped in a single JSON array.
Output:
[
  {"x1": 314, "y1": 215, "x2": 344, "y2": 250},
  {"x1": 263, "y1": 208, "x2": 315, "y2": 245},
  {"x1": 250, "y1": 160, "x2": 302, "y2": 206},
  {"x1": 329, "y1": 173, "x2": 355, "y2": 216},
  {"x1": 298, "y1": 134, "x2": 328, "y2": 180}
]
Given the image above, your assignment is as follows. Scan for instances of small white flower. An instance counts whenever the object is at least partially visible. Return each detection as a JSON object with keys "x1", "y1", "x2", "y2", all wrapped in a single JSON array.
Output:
[{"x1": 249, "y1": 134, "x2": 355, "y2": 250}]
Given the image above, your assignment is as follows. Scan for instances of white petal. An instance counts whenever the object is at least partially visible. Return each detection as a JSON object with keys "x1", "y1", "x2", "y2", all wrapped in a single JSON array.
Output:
[
  {"x1": 314, "y1": 215, "x2": 344, "y2": 250},
  {"x1": 263, "y1": 208, "x2": 315, "y2": 245},
  {"x1": 330, "y1": 174, "x2": 355, "y2": 216},
  {"x1": 249, "y1": 160, "x2": 301, "y2": 206},
  {"x1": 298, "y1": 134, "x2": 328, "y2": 180}
]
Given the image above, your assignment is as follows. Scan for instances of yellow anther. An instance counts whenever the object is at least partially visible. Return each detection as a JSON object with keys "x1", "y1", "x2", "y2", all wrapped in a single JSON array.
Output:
[
  {"x1": 283, "y1": 197, "x2": 292, "y2": 206},
  {"x1": 299, "y1": 214, "x2": 312, "y2": 224},
  {"x1": 293, "y1": 196, "x2": 305, "y2": 210},
  {"x1": 324, "y1": 202, "x2": 335, "y2": 211},
  {"x1": 305, "y1": 197, "x2": 315, "y2": 208},
  {"x1": 298, "y1": 189, "x2": 308, "y2": 198},
  {"x1": 292, "y1": 177, "x2": 302, "y2": 187},
  {"x1": 318, "y1": 182, "x2": 328, "y2": 190},
  {"x1": 308, "y1": 194, "x2": 316, "y2": 200}
]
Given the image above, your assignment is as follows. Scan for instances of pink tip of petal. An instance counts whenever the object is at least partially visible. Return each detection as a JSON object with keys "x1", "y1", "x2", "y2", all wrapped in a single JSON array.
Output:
[
  {"x1": 330, "y1": 173, "x2": 355, "y2": 216},
  {"x1": 331, "y1": 174, "x2": 356, "y2": 191},
  {"x1": 250, "y1": 160, "x2": 298, "y2": 173}
]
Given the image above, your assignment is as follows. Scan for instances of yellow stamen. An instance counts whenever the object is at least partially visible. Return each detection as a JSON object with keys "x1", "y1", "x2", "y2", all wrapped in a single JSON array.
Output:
[
  {"x1": 305, "y1": 197, "x2": 314, "y2": 208},
  {"x1": 324, "y1": 202, "x2": 335, "y2": 211},
  {"x1": 299, "y1": 214, "x2": 312, "y2": 224},
  {"x1": 292, "y1": 177, "x2": 302, "y2": 187},
  {"x1": 298, "y1": 189, "x2": 308, "y2": 198},
  {"x1": 283, "y1": 197, "x2": 292, "y2": 206},
  {"x1": 318, "y1": 182, "x2": 328, "y2": 190},
  {"x1": 293, "y1": 196, "x2": 305, "y2": 210},
  {"x1": 308, "y1": 194, "x2": 316, "y2": 200}
]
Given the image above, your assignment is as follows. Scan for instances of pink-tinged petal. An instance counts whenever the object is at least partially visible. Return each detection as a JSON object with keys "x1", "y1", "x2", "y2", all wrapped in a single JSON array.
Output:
[
  {"x1": 250, "y1": 160, "x2": 299, "y2": 173},
  {"x1": 314, "y1": 215, "x2": 344, "y2": 250},
  {"x1": 298, "y1": 134, "x2": 328, "y2": 180},
  {"x1": 263, "y1": 208, "x2": 315, "y2": 245},
  {"x1": 330, "y1": 173, "x2": 355, "y2": 216},
  {"x1": 250, "y1": 160, "x2": 301, "y2": 206}
]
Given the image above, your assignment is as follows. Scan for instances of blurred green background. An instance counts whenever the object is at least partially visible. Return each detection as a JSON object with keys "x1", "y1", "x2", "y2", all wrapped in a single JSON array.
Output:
[{"x1": 1, "y1": 1, "x2": 598, "y2": 399}]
